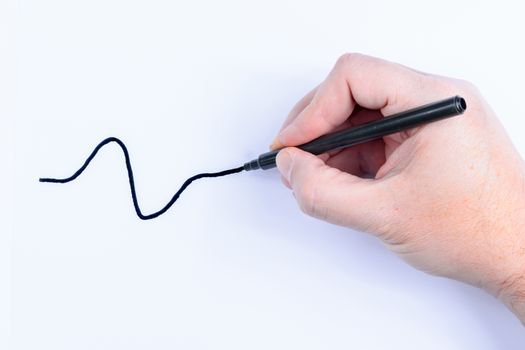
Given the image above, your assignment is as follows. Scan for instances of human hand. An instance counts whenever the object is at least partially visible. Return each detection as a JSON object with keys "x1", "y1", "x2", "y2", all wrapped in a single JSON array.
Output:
[{"x1": 272, "y1": 53, "x2": 525, "y2": 323}]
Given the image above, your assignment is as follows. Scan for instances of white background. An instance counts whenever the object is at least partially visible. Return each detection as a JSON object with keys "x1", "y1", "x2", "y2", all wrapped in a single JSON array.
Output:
[{"x1": 3, "y1": 0, "x2": 525, "y2": 348}]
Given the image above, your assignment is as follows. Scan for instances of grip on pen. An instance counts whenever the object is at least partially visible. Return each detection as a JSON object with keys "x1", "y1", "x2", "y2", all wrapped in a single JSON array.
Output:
[{"x1": 244, "y1": 95, "x2": 466, "y2": 171}]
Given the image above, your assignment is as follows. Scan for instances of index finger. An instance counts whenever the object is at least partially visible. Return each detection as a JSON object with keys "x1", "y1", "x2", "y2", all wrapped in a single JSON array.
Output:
[{"x1": 275, "y1": 53, "x2": 442, "y2": 148}]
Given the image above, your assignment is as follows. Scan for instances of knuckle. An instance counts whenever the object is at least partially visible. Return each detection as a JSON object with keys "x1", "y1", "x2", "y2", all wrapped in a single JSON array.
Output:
[
  {"x1": 455, "y1": 78, "x2": 479, "y2": 94},
  {"x1": 337, "y1": 52, "x2": 353, "y2": 65},
  {"x1": 336, "y1": 52, "x2": 364, "y2": 69},
  {"x1": 430, "y1": 76, "x2": 480, "y2": 98},
  {"x1": 423, "y1": 74, "x2": 454, "y2": 92},
  {"x1": 450, "y1": 78, "x2": 480, "y2": 98},
  {"x1": 431, "y1": 78, "x2": 484, "y2": 124}
]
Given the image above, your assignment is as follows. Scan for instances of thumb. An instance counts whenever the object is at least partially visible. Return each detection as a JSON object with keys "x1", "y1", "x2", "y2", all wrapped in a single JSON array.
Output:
[{"x1": 276, "y1": 147, "x2": 395, "y2": 233}]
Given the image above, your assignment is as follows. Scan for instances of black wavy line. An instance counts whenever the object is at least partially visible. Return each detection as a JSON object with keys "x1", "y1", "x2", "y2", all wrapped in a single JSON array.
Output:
[{"x1": 40, "y1": 137, "x2": 244, "y2": 220}]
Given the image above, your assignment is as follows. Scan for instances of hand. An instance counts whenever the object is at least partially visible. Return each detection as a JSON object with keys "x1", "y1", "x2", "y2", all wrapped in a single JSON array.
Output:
[{"x1": 272, "y1": 53, "x2": 525, "y2": 323}]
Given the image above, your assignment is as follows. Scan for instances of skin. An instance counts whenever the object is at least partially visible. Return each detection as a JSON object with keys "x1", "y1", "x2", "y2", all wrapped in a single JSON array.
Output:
[{"x1": 271, "y1": 53, "x2": 525, "y2": 323}]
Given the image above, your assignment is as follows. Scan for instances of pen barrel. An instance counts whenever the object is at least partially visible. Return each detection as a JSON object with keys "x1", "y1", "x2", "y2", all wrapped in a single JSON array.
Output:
[{"x1": 251, "y1": 95, "x2": 466, "y2": 170}]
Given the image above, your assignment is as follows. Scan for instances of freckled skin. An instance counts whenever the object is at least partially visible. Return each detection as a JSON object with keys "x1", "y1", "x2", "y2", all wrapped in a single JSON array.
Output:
[{"x1": 273, "y1": 53, "x2": 525, "y2": 324}]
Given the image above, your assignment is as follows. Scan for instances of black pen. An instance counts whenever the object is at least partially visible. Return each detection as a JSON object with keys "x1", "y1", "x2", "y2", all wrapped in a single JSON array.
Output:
[{"x1": 244, "y1": 95, "x2": 466, "y2": 171}]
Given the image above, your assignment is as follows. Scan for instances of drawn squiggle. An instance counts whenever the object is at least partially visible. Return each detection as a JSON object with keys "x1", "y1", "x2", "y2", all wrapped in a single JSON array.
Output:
[{"x1": 40, "y1": 137, "x2": 244, "y2": 220}]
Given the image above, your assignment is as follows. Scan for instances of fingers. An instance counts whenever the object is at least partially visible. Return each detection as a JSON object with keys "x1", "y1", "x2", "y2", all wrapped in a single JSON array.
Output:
[
  {"x1": 325, "y1": 139, "x2": 386, "y2": 177},
  {"x1": 275, "y1": 147, "x2": 394, "y2": 231},
  {"x1": 270, "y1": 86, "x2": 319, "y2": 150},
  {"x1": 276, "y1": 53, "x2": 440, "y2": 147}
]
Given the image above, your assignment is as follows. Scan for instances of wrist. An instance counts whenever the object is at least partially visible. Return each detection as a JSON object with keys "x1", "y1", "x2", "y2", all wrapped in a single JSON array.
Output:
[
  {"x1": 498, "y1": 270, "x2": 525, "y2": 324},
  {"x1": 496, "y1": 175, "x2": 525, "y2": 324}
]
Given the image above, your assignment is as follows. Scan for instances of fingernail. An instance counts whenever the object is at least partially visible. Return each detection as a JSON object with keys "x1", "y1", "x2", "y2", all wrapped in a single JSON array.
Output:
[
  {"x1": 276, "y1": 149, "x2": 293, "y2": 182},
  {"x1": 270, "y1": 125, "x2": 293, "y2": 150},
  {"x1": 269, "y1": 137, "x2": 283, "y2": 150}
]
